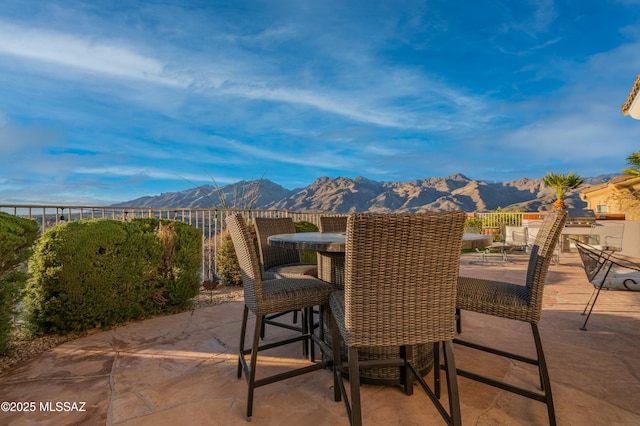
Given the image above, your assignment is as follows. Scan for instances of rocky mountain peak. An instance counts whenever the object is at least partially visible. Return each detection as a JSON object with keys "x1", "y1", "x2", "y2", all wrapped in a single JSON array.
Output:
[{"x1": 114, "y1": 174, "x2": 619, "y2": 213}]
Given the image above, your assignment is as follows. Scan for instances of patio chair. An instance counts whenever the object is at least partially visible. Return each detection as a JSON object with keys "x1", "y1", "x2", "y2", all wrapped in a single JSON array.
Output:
[
  {"x1": 574, "y1": 240, "x2": 640, "y2": 330},
  {"x1": 319, "y1": 215, "x2": 348, "y2": 233},
  {"x1": 455, "y1": 210, "x2": 567, "y2": 426},
  {"x1": 330, "y1": 211, "x2": 467, "y2": 426},
  {"x1": 226, "y1": 214, "x2": 334, "y2": 420},
  {"x1": 475, "y1": 226, "x2": 509, "y2": 264},
  {"x1": 254, "y1": 217, "x2": 318, "y2": 279},
  {"x1": 254, "y1": 217, "x2": 318, "y2": 340},
  {"x1": 504, "y1": 225, "x2": 528, "y2": 253},
  {"x1": 526, "y1": 224, "x2": 540, "y2": 252},
  {"x1": 587, "y1": 222, "x2": 625, "y2": 253}
]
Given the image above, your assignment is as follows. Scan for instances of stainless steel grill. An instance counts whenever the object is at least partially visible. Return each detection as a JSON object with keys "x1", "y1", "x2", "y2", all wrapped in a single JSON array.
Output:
[
  {"x1": 561, "y1": 209, "x2": 596, "y2": 252},
  {"x1": 565, "y1": 208, "x2": 596, "y2": 226}
]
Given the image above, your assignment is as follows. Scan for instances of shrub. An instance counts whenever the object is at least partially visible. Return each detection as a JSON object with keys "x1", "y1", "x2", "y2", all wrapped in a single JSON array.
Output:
[
  {"x1": 464, "y1": 216, "x2": 483, "y2": 232},
  {"x1": 294, "y1": 221, "x2": 318, "y2": 233},
  {"x1": 215, "y1": 231, "x2": 242, "y2": 286},
  {"x1": 0, "y1": 213, "x2": 39, "y2": 354},
  {"x1": 294, "y1": 221, "x2": 318, "y2": 263},
  {"x1": 24, "y1": 218, "x2": 202, "y2": 335},
  {"x1": 133, "y1": 219, "x2": 203, "y2": 308}
]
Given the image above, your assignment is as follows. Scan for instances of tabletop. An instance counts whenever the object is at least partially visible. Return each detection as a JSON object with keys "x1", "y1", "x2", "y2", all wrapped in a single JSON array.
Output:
[
  {"x1": 267, "y1": 232, "x2": 346, "y2": 252},
  {"x1": 267, "y1": 231, "x2": 493, "y2": 252}
]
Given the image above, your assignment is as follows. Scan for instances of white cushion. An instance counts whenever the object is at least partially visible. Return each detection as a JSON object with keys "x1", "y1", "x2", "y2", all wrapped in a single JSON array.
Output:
[{"x1": 590, "y1": 268, "x2": 640, "y2": 291}]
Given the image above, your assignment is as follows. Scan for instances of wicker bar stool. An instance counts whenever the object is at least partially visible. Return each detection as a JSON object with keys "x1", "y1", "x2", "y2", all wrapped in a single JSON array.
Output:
[
  {"x1": 455, "y1": 210, "x2": 567, "y2": 426},
  {"x1": 254, "y1": 217, "x2": 318, "y2": 341},
  {"x1": 330, "y1": 211, "x2": 467, "y2": 426},
  {"x1": 226, "y1": 214, "x2": 334, "y2": 420},
  {"x1": 319, "y1": 215, "x2": 348, "y2": 232},
  {"x1": 254, "y1": 217, "x2": 317, "y2": 279}
]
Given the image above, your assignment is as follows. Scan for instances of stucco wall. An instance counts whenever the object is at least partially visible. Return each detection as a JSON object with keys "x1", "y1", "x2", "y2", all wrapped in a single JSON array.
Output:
[{"x1": 619, "y1": 220, "x2": 640, "y2": 258}]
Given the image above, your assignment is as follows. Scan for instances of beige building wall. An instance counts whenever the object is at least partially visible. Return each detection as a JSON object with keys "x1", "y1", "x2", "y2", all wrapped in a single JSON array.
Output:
[{"x1": 581, "y1": 175, "x2": 640, "y2": 221}]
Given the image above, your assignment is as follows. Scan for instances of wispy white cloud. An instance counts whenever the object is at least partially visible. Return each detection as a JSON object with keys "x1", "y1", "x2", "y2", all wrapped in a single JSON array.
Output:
[
  {"x1": 0, "y1": 19, "x2": 495, "y2": 132},
  {"x1": 73, "y1": 165, "x2": 208, "y2": 183},
  {"x1": 0, "y1": 21, "x2": 188, "y2": 87},
  {"x1": 222, "y1": 138, "x2": 355, "y2": 170}
]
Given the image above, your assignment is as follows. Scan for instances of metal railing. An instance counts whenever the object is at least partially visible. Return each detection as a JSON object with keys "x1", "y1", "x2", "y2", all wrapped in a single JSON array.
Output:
[
  {"x1": 1, "y1": 204, "x2": 539, "y2": 279},
  {"x1": 475, "y1": 211, "x2": 524, "y2": 228},
  {"x1": 0, "y1": 204, "x2": 349, "y2": 280}
]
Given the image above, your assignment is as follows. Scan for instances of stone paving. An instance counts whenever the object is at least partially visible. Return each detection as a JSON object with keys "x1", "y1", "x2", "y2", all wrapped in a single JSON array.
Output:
[{"x1": 1, "y1": 252, "x2": 639, "y2": 425}]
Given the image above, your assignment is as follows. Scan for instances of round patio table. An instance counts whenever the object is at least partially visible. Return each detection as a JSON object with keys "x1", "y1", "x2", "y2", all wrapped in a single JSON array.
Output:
[
  {"x1": 268, "y1": 232, "x2": 346, "y2": 287},
  {"x1": 268, "y1": 231, "x2": 484, "y2": 385},
  {"x1": 269, "y1": 231, "x2": 492, "y2": 252},
  {"x1": 269, "y1": 232, "x2": 493, "y2": 288},
  {"x1": 461, "y1": 233, "x2": 493, "y2": 250}
]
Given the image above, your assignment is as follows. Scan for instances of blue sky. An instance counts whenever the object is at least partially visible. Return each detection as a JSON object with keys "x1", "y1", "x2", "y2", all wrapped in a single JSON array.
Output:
[{"x1": 0, "y1": 0, "x2": 639, "y2": 205}]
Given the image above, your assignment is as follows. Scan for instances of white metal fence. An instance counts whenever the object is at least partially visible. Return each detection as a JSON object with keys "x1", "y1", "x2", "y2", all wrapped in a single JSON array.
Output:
[
  {"x1": 0, "y1": 205, "x2": 350, "y2": 280},
  {"x1": 1, "y1": 204, "x2": 527, "y2": 280}
]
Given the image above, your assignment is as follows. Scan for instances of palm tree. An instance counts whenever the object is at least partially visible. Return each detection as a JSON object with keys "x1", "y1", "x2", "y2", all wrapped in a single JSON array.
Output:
[
  {"x1": 622, "y1": 152, "x2": 640, "y2": 177},
  {"x1": 543, "y1": 172, "x2": 584, "y2": 210}
]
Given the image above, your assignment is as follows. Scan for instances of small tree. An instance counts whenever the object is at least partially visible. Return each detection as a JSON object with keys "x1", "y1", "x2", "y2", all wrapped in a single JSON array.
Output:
[
  {"x1": 622, "y1": 152, "x2": 640, "y2": 177},
  {"x1": 543, "y1": 172, "x2": 584, "y2": 210},
  {"x1": 189, "y1": 175, "x2": 265, "y2": 282},
  {"x1": 215, "y1": 231, "x2": 243, "y2": 286}
]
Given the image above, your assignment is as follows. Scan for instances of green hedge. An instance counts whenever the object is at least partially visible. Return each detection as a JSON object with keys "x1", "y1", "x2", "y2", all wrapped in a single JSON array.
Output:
[
  {"x1": 293, "y1": 221, "x2": 318, "y2": 263},
  {"x1": 24, "y1": 218, "x2": 202, "y2": 335},
  {"x1": 0, "y1": 213, "x2": 39, "y2": 354}
]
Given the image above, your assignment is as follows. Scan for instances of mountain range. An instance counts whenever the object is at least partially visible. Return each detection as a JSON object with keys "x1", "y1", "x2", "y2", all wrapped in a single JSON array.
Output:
[{"x1": 112, "y1": 174, "x2": 618, "y2": 213}]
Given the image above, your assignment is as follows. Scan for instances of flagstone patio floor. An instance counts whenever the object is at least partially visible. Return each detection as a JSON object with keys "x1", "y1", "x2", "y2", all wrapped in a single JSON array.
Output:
[{"x1": 1, "y1": 251, "x2": 639, "y2": 425}]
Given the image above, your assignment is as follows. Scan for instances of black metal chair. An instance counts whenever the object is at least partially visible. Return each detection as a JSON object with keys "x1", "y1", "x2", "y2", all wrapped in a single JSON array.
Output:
[{"x1": 574, "y1": 239, "x2": 640, "y2": 330}]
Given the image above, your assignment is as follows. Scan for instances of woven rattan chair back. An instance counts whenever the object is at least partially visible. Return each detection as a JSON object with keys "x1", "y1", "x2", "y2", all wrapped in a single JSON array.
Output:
[
  {"x1": 524, "y1": 210, "x2": 568, "y2": 322},
  {"x1": 331, "y1": 211, "x2": 467, "y2": 426},
  {"x1": 343, "y1": 211, "x2": 467, "y2": 347},
  {"x1": 319, "y1": 216, "x2": 348, "y2": 233},
  {"x1": 254, "y1": 217, "x2": 301, "y2": 273},
  {"x1": 226, "y1": 214, "x2": 263, "y2": 312}
]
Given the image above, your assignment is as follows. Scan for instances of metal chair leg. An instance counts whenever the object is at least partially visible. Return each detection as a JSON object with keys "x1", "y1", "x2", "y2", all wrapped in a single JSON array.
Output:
[
  {"x1": 434, "y1": 341, "x2": 441, "y2": 398},
  {"x1": 348, "y1": 346, "x2": 363, "y2": 426},
  {"x1": 454, "y1": 323, "x2": 557, "y2": 426},
  {"x1": 443, "y1": 340, "x2": 462, "y2": 426},
  {"x1": 581, "y1": 283, "x2": 605, "y2": 331},
  {"x1": 532, "y1": 324, "x2": 556, "y2": 426},
  {"x1": 331, "y1": 314, "x2": 343, "y2": 403},
  {"x1": 238, "y1": 306, "x2": 249, "y2": 379},
  {"x1": 246, "y1": 314, "x2": 263, "y2": 420},
  {"x1": 403, "y1": 345, "x2": 414, "y2": 396}
]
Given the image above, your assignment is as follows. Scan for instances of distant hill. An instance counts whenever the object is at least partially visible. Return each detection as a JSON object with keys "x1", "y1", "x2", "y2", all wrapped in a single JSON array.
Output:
[
  {"x1": 112, "y1": 180, "x2": 292, "y2": 209},
  {"x1": 113, "y1": 174, "x2": 619, "y2": 212}
]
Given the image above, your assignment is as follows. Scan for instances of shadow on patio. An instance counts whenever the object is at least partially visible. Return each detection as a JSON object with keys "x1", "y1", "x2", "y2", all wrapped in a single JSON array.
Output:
[{"x1": 1, "y1": 252, "x2": 639, "y2": 425}]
